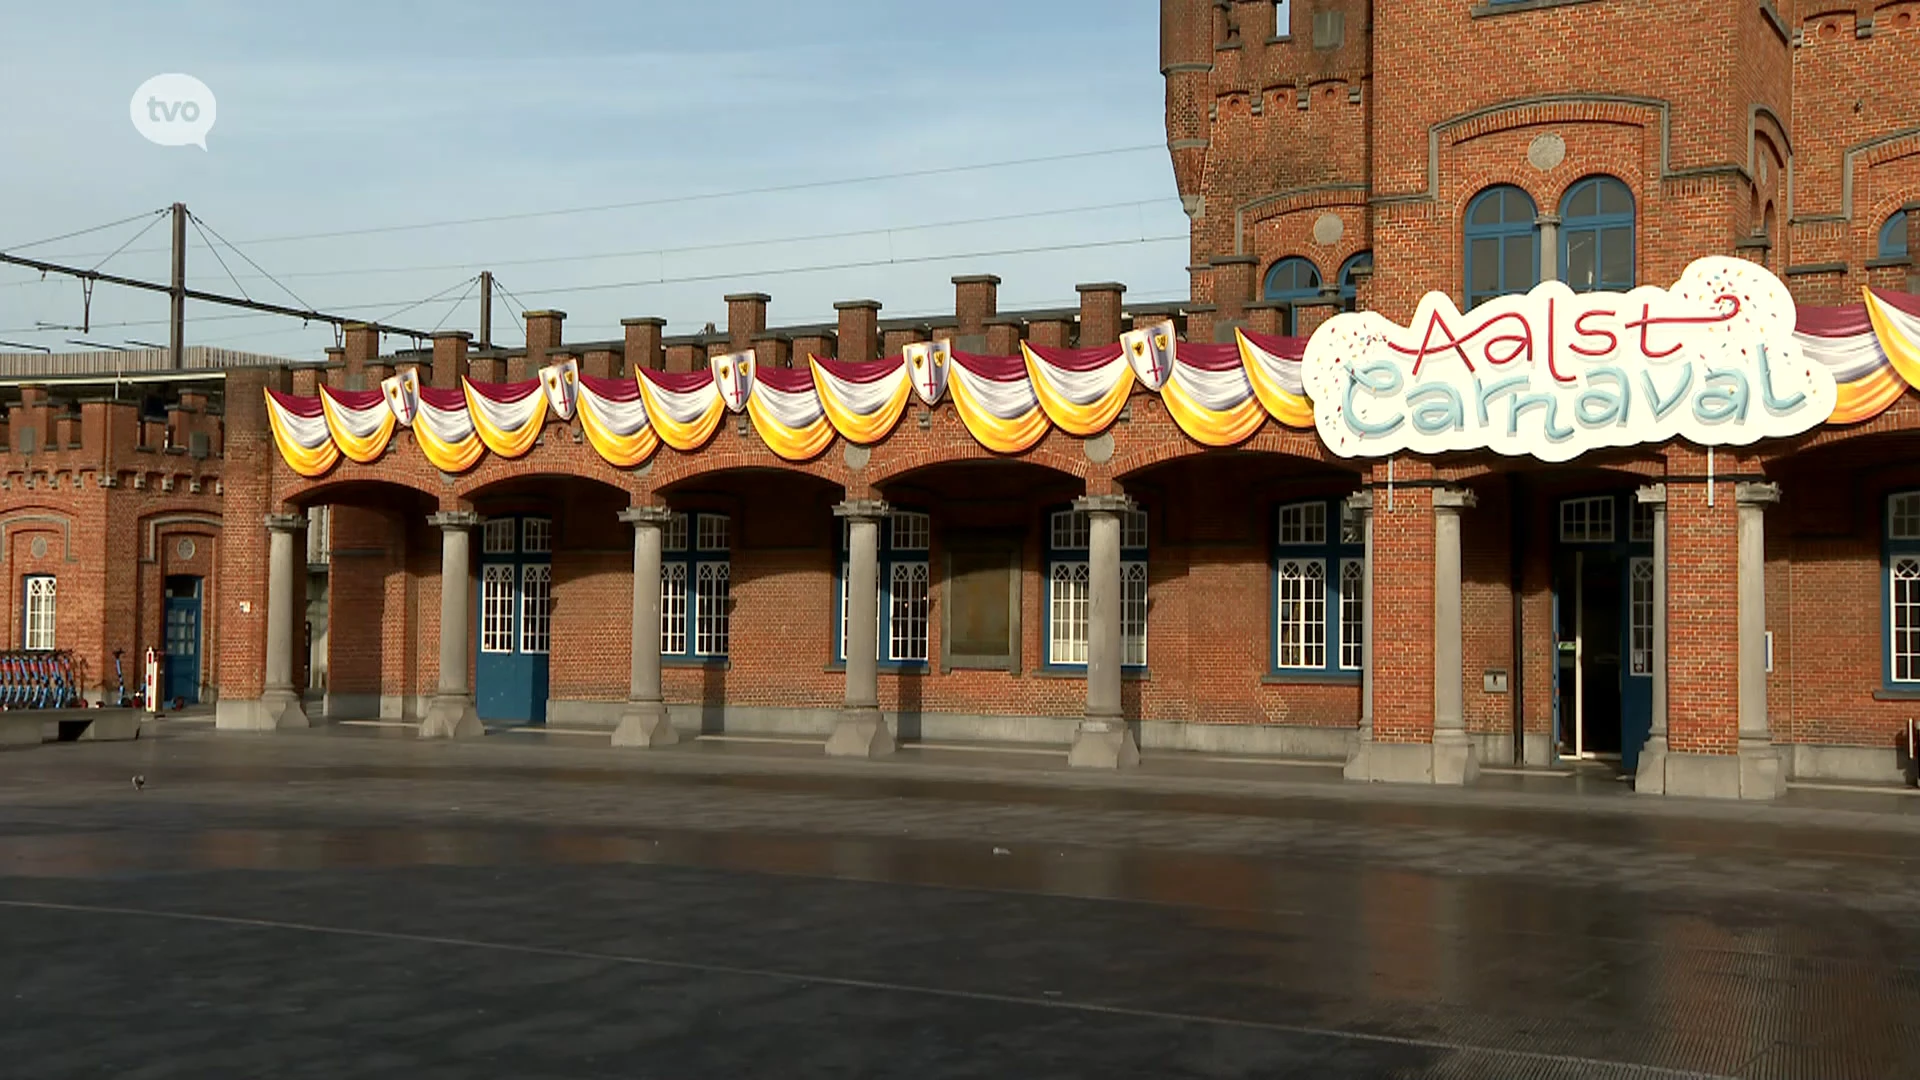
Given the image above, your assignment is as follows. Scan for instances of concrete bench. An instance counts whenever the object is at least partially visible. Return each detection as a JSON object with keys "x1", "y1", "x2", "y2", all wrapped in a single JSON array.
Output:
[{"x1": 0, "y1": 708, "x2": 144, "y2": 747}]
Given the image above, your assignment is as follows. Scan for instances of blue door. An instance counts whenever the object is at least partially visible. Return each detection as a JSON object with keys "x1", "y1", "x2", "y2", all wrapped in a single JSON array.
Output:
[
  {"x1": 163, "y1": 575, "x2": 202, "y2": 704},
  {"x1": 475, "y1": 517, "x2": 552, "y2": 725}
]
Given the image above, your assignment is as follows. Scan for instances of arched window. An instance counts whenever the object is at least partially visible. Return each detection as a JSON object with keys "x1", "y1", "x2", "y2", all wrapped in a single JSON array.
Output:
[
  {"x1": 1464, "y1": 185, "x2": 1538, "y2": 308},
  {"x1": 1337, "y1": 251, "x2": 1372, "y2": 312},
  {"x1": 1882, "y1": 209, "x2": 1910, "y2": 259},
  {"x1": 1263, "y1": 257, "x2": 1322, "y2": 334},
  {"x1": 1561, "y1": 176, "x2": 1635, "y2": 293}
]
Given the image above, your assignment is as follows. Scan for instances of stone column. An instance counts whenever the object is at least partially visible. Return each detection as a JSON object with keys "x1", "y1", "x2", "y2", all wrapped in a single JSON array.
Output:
[
  {"x1": 1536, "y1": 213, "x2": 1562, "y2": 284},
  {"x1": 826, "y1": 499, "x2": 895, "y2": 758},
  {"x1": 1068, "y1": 494, "x2": 1141, "y2": 769},
  {"x1": 419, "y1": 511, "x2": 484, "y2": 739},
  {"x1": 257, "y1": 513, "x2": 309, "y2": 729},
  {"x1": 1736, "y1": 482, "x2": 1785, "y2": 798},
  {"x1": 1634, "y1": 484, "x2": 1670, "y2": 794},
  {"x1": 613, "y1": 507, "x2": 677, "y2": 748},
  {"x1": 1342, "y1": 491, "x2": 1375, "y2": 777},
  {"x1": 1431, "y1": 488, "x2": 1478, "y2": 785}
]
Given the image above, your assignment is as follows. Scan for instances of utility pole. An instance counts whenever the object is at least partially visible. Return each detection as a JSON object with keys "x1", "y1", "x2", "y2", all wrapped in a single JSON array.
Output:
[
  {"x1": 478, "y1": 270, "x2": 493, "y2": 349},
  {"x1": 169, "y1": 202, "x2": 186, "y2": 370}
]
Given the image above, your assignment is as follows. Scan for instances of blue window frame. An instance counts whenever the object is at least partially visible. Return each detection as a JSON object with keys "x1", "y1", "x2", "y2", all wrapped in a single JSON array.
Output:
[
  {"x1": 1337, "y1": 251, "x2": 1372, "y2": 312},
  {"x1": 1881, "y1": 210, "x2": 1910, "y2": 260},
  {"x1": 1464, "y1": 185, "x2": 1538, "y2": 309},
  {"x1": 1272, "y1": 499, "x2": 1364, "y2": 675},
  {"x1": 1885, "y1": 493, "x2": 1920, "y2": 685},
  {"x1": 1262, "y1": 256, "x2": 1322, "y2": 335},
  {"x1": 1044, "y1": 507, "x2": 1148, "y2": 669},
  {"x1": 661, "y1": 512, "x2": 729, "y2": 660},
  {"x1": 1561, "y1": 176, "x2": 1635, "y2": 293},
  {"x1": 835, "y1": 510, "x2": 931, "y2": 667}
]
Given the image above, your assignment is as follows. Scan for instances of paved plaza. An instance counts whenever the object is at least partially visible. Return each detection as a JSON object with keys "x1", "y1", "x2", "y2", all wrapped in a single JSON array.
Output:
[{"x1": 2, "y1": 722, "x2": 1919, "y2": 1078}]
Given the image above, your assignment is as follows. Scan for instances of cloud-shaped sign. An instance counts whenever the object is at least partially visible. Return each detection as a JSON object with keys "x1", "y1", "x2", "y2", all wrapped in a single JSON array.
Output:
[{"x1": 1300, "y1": 257, "x2": 1835, "y2": 463}]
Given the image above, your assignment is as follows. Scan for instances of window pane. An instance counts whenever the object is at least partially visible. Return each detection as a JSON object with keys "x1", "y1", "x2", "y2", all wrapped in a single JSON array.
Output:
[
  {"x1": 695, "y1": 562, "x2": 729, "y2": 655},
  {"x1": 1049, "y1": 562, "x2": 1090, "y2": 665},
  {"x1": 1470, "y1": 238, "x2": 1499, "y2": 294},
  {"x1": 1600, "y1": 227, "x2": 1632, "y2": 287},
  {"x1": 660, "y1": 563, "x2": 687, "y2": 655},
  {"x1": 1470, "y1": 192, "x2": 1502, "y2": 226},
  {"x1": 1050, "y1": 511, "x2": 1089, "y2": 551},
  {"x1": 1339, "y1": 559, "x2": 1365, "y2": 670},
  {"x1": 521, "y1": 518, "x2": 552, "y2": 555},
  {"x1": 1505, "y1": 234, "x2": 1534, "y2": 289},
  {"x1": 23, "y1": 576, "x2": 56, "y2": 651},
  {"x1": 1598, "y1": 179, "x2": 1632, "y2": 215},
  {"x1": 1122, "y1": 562, "x2": 1148, "y2": 667},
  {"x1": 519, "y1": 564, "x2": 551, "y2": 654},
  {"x1": 1277, "y1": 559, "x2": 1328, "y2": 669},
  {"x1": 1568, "y1": 181, "x2": 1598, "y2": 219},
  {"x1": 1892, "y1": 494, "x2": 1920, "y2": 539},
  {"x1": 890, "y1": 562, "x2": 931, "y2": 662},
  {"x1": 1566, "y1": 230, "x2": 1597, "y2": 291},
  {"x1": 482, "y1": 519, "x2": 514, "y2": 554},
  {"x1": 1629, "y1": 558, "x2": 1653, "y2": 675},
  {"x1": 949, "y1": 550, "x2": 1012, "y2": 659},
  {"x1": 1895, "y1": 558, "x2": 1920, "y2": 682},
  {"x1": 481, "y1": 565, "x2": 515, "y2": 653},
  {"x1": 891, "y1": 512, "x2": 930, "y2": 552},
  {"x1": 663, "y1": 513, "x2": 688, "y2": 552}
]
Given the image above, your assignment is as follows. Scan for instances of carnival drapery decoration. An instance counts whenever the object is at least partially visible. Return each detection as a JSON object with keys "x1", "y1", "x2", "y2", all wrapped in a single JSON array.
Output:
[{"x1": 265, "y1": 289, "x2": 1920, "y2": 477}]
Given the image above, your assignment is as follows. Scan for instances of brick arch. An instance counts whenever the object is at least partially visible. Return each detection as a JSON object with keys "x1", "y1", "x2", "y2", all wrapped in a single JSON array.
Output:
[
  {"x1": 279, "y1": 472, "x2": 443, "y2": 510},
  {"x1": 862, "y1": 427, "x2": 1092, "y2": 489},
  {"x1": 1110, "y1": 425, "x2": 1348, "y2": 482},
  {"x1": 0, "y1": 506, "x2": 78, "y2": 563},
  {"x1": 456, "y1": 468, "x2": 637, "y2": 504},
  {"x1": 647, "y1": 440, "x2": 850, "y2": 496},
  {"x1": 1843, "y1": 126, "x2": 1920, "y2": 222},
  {"x1": 139, "y1": 511, "x2": 222, "y2": 563}
]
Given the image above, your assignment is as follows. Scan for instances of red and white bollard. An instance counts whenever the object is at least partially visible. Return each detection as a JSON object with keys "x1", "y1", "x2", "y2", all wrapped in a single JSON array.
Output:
[{"x1": 143, "y1": 647, "x2": 160, "y2": 714}]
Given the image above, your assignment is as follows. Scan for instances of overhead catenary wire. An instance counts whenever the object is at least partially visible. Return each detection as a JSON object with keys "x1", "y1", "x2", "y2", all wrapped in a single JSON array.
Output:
[
  {"x1": 0, "y1": 197, "x2": 1180, "y2": 290},
  {"x1": 188, "y1": 213, "x2": 317, "y2": 314},
  {"x1": 85, "y1": 212, "x2": 172, "y2": 274},
  {"x1": 0, "y1": 208, "x2": 169, "y2": 255},
  {"x1": 189, "y1": 217, "x2": 251, "y2": 301},
  {"x1": 13, "y1": 145, "x2": 1168, "y2": 261},
  {"x1": 0, "y1": 232, "x2": 1188, "y2": 338},
  {"x1": 428, "y1": 276, "x2": 482, "y2": 335}
]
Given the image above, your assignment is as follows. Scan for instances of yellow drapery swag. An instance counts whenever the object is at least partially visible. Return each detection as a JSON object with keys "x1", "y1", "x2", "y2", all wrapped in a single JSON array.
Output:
[
  {"x1": 1864, "y1": 288, "x2": 1920, "y2": 404},
  {"x1": 1021, "y1": 344, "x2": 1135, "y2": 435},
  {"x1": 746, "y1": 395, "x2": 836, "y2": 461},
  {"x1": 462, "y1": 380, "x2": 549, "y2": 458},
  {"x1": 635, "y1": 378, "x2": 726, "y2": 452},
  {"x1": 264, "y1": 389, "x2": 341, "y2": 478},
  {"x1": 807, "y1": 357, "x2": 912, "y2": 444},
  {"x1": 317, "y1": 391, "x2": 396, "y2": 464},
  {"x1": 577, "y1": 400, "x2": 659, "y2": 468},
  {"x1": 948, "y1": 372, "x2": 1050, "y2": 454},
  {"x1": 1160, "y1": 376, "x2": 1266, "y2": 447},
  {"x1": 1235, "y1": 331, "x2": 1315, "y2": 428}
]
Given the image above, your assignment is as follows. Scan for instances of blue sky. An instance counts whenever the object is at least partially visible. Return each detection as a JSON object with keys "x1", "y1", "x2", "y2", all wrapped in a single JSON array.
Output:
[{"x1": 0, "y1": 1, "x2": 1188, "y2": 357}]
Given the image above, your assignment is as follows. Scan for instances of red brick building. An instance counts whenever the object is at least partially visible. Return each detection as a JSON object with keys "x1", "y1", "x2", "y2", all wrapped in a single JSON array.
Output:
[{"x1": 7, "y1": 1, "x2": 1920, "y2": 799}]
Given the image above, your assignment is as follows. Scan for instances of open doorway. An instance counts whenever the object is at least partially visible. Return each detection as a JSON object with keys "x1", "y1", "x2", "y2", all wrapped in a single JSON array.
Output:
[{"x1": 1551, "y1": 494, "x2": 1654, "y2": 770}]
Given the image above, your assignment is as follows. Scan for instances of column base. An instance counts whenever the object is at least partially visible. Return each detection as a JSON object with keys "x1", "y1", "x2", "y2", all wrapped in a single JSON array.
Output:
[
  {"x1": 214, "y1": 689, "x2": 308, "y2": 731},
  {"x1": 825, "y1": 708, "x2": 895, "y2": 759},
  {"x1": 611, "y1": 701, "x2": 678, "y2": 749},
  {"x1": 1067, "y1": 718, "x2": 1139, "y2": 770},
  {"x1": 1344, "y1": 738, "x2": 1479, "y2": 786},
  {"x1": 418, "y1": 694, "x2": 484, "y2": 740},
  {"x1": 1637, "y1": 742, "x2": 1787, "y2": 800}
]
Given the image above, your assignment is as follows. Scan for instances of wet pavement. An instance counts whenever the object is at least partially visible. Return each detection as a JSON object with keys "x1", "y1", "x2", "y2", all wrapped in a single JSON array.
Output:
[{"x1": 2, "y1": 724, "x2": 1918, "y2": 1078}]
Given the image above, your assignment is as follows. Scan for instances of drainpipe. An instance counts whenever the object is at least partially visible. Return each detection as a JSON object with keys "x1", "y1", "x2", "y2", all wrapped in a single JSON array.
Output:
[{"x1": 1509, "y1": 472, "x2": 1527, "y2": 766}]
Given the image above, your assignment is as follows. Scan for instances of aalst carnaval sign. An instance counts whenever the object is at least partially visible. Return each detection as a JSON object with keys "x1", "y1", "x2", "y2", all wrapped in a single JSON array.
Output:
[{"x1": 1301, "y1": 257, "x2": 1836, "y2": 462}]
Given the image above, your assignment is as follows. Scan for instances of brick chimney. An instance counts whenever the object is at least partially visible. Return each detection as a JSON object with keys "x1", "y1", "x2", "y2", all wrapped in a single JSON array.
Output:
[
  {"x1": 1026, "y1": 316, "x2": 1073, "y2": 349},
  {"x1": 752, "y1": 331, "x2": 792, "y2": 370},
  {"x1": 429, "y1": 331, "x2": 471, "y2": 389},
  {"x1": 725, "y1": 292, "x2": 770, "y2": 350},
  {"x1": 664, "y1": 342, "x2": 703, "y2": 374},
  {"x1": 621, "y1": 317, "x2": 665, "y2": 374},
  {"x1": 1209, "y1": 256, "x2": 1258, "y2": 322},
  {"x1": 984, "y1": 316, "x2": 1023, "y2": 356},
  {"x1": 343, "y1": 323, "x2": 380, "y2": 389},
  {"x1": 834, "y1": 299, "x2": 881, "y2": 362},
  {"x1": 1076, "y1": 282, "x2": 1127, "y2": 346},
  {"x1": 521, "y1": 310, "x2": 566, "y2": 381},
  {"x1": 952, "y1": 274, "x2": 1000, "y2": 335},
  {"x1": 791, "y1": 330, "x2": 837, "y2": 363},
  {"x1": 321, "y1": 345, "x2": 347, "y2": 389},
  {"x1": 882, "y1": 325, "x2": 927, "y2": 358}
]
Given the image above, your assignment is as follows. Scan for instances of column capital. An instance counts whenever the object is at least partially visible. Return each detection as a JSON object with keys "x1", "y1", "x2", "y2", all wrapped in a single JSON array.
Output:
[
  {"x1": 619, "y1": 506, "x2": 674, "y2": 527},
  {"x1": 1735, "y1": 481, "x2": 1781, "y2": 507},
  {"x1": 264, "y1": 512, "x2": 307, "y2": 533},
  {"x1": 1432, "y1": 487, "x2": 1477, "y2": 511},
  {"x1": 1635, "y1": 483, "x2": 1667, "y2": 506},
  {"x1": 427, "y1": 510, "x2": 480, "y2": 531},
  {"x1": 1072, "y1": 494, "x2": 1137, "y2": 516},
  {"x1": 1534, "y1": 212, "x2": 1563, "y2": 227},
  {"x1": 1346, "y1": 490, "x2": 1374, "y2": 513},
  {"x1": 833, "y1": 498, "x2": 892, "y2": 521}
]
